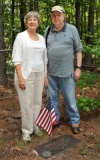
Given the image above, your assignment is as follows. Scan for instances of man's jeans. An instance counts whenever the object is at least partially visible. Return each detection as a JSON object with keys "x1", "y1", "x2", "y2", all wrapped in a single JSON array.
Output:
[{"x1": 46, "y1": 75, "x2": 80, "y2": 125}]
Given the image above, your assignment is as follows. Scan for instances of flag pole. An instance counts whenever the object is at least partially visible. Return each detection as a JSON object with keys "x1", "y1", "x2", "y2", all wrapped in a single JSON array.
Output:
[{"x1": 36, "y1": 92, "x2": 56, "y2": 136}]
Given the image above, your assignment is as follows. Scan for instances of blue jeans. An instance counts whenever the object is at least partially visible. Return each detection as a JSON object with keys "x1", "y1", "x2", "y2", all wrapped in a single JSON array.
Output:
[{"x1": 46, "y1": 75, "x2": 80, "y2": 125}]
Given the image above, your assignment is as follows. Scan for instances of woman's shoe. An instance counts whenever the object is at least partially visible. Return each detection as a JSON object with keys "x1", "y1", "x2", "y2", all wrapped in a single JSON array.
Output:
[{"x1": 22, "y1": 133, "x2": 31, "y2": 142}]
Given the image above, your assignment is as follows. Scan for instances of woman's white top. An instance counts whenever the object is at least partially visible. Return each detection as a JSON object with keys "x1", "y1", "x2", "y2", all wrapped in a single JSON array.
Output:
[{"x1": 12, "y1": 30, "x2": 47, "y2": 79}]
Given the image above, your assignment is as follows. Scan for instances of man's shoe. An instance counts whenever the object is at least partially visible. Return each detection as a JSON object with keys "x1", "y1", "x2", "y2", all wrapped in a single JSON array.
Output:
[
  {"x1": 71, "y1": 124, "x2": 80, "y2": 134},
  {"x1": 34, "y1": 130, "x2": 44, "y2": 137},
  {"x1": 22, "y1": 133, "x2": 31, "y2": 142}
]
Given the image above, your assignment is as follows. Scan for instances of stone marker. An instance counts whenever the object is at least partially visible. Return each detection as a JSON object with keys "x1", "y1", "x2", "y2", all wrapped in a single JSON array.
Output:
[{"x1": 34, "y1": 134, "x2": 80, "y2": 158}]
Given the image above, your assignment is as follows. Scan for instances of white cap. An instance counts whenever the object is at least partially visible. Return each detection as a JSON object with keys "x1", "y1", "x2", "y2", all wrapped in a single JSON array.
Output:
[{"x1": 51, "y1": 6, "x2": 65, "y2": 13}]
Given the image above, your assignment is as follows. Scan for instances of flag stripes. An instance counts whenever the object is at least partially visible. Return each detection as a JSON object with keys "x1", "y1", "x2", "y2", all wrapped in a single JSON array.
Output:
[{"x1": 36, "y1": 97, "x2": 56, "y2": 135}]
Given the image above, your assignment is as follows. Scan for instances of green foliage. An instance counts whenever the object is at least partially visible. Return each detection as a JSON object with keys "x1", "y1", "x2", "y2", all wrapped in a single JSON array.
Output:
[
  {"x1": 77, "y1": 71, "x2": 100, "y2": 111},
  {"x1": 80, "y1": 33, "x2": 100, "y2": 68},
  {"x1": 15, "y1": 139, "x2": 28, "y2": 153},
  {"x1": 77, "y1": 71, "x2": 99, "y2": 89},
  {"x1": 82, "y1": 32, "x2": 95, "y2": 53},
  {"x1": 0, "y1": 137, "x2": 4, "y2": 150},
  {"x1": 77, "y1": 97, "x2": 100, "y2": 111},
  {"x1": 96, "y1": 139, "x2": 100, "y2": 149},
  {"x1": 6, "y1": 60, "x2": 14, "y2": 79},
  {"x1": 92, "y1": 38, "x2": 100, "y2": 65},
  {"x1": 1, "y1": 0, "x2": 100, "y2": 63},
  {"x1": 80, "y1": 143, "x2": 87, "y2": 155}
]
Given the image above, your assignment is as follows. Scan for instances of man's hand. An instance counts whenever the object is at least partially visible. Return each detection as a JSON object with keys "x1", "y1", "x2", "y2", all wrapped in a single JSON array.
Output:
[{"x1": 74, "y1": 68, "x2": 81, "y2": 80}]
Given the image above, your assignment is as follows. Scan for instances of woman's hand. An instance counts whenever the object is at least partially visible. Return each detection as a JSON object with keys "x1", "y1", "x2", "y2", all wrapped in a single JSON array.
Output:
[
  {"x1": 44, "y1": 75, "x2": 48, "y2": 87},
  {"x1": 18, "y1": 77, "x2": 26, "y2": 90},
  {"x1": 15, "y1": 64, "x2": 26, "y2": 90}
]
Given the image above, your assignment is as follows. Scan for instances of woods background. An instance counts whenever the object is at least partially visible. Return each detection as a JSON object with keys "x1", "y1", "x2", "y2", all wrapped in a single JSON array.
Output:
[{"x1": 0, "y1": 0, "x2": 100, "y2": 84}]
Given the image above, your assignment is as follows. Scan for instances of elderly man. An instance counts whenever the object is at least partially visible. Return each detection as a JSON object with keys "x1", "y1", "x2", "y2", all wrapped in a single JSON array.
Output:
[{"x1": 44, "y1": 5, "x2": 82, "y2": 134}]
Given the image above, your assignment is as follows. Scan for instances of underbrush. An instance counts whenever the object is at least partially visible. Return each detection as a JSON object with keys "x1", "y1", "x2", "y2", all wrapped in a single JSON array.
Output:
[{"x1": 77, "y1": 70, "x2": 100, "y2": 111}]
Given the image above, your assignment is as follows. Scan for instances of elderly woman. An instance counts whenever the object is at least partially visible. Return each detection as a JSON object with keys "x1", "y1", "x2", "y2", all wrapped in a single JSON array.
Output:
[{"x1": 12, "y1": 11, "x2": 48, "y2": 142}]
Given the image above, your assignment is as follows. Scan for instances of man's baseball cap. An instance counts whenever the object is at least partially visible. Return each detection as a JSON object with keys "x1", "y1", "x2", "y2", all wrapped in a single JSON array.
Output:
[{"x1": 51, "y1": 6, "x2": 65, "y2": 13}]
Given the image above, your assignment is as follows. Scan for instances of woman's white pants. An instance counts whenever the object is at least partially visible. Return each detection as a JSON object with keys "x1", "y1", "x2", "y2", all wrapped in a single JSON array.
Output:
[{"x1": 15, "y1": 71, "x2": 44, "y2": 134}]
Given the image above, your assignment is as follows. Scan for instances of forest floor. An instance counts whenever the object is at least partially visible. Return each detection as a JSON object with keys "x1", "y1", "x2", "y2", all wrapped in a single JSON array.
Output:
[{"x1": 0, "y1": 76, "x2": 100, "y2": 160}]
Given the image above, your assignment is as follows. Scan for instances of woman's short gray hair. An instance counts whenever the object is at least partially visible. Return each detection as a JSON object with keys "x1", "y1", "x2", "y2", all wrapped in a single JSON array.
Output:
[{"x1": 24, "y1": 11, "x2": 40, "y2": 24}]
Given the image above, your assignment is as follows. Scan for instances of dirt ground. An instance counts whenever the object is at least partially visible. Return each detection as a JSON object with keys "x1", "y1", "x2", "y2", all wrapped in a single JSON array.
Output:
[{"x1": 0, "y1": 79, "x2": 100, "y2": 160}]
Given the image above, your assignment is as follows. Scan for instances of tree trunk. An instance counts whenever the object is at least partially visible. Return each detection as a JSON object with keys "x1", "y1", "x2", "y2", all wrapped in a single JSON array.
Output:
[
  {"x1": 75, "y1": 1, "x2": 81, "y2": 36},
  {"x1": 20, "y1": 0, "x2": 26, "y2": 31},
  {"x1": 0, "y1": 2, "x2": 8, "y2": 85},
  {"x1": 87, "y1": 0, "x2": 95, "y2": 41},
  {"x1": 30, "y1": 0, "x2": 34, "y2": 11},
  {"x1": 95, "y1": 5, "x2": 98, "y2": 37},
  {"x1": 34, "y1": 0, "x2": 39, "y2": 11},
  {"x1": 11, "y1": 0, "x2": 15, "y2": 45},
  {"x1": 84, "y1": 0, "x2": 95, "y2": 65},
  {"x1": 55, "y1": 0, "x2": 60, "y2": 5}
]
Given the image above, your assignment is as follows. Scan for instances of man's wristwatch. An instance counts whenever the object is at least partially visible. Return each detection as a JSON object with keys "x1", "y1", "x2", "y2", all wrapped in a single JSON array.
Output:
[{"x1": 76, "y1": 66, "x2": 82, "y2": 70}]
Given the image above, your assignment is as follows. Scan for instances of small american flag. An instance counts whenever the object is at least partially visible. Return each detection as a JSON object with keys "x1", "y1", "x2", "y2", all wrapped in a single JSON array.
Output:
[{"x1": 36, "y1": 96, "x2": 56, "y2": 135}]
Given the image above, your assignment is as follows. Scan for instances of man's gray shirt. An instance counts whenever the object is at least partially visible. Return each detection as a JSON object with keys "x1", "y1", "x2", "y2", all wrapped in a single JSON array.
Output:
[{"x1": 44, "y1": 23, "x2": 83, "y2": 77}]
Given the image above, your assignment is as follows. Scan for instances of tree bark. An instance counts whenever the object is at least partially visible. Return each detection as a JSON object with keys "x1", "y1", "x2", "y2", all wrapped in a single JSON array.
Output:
[
  {"x1": 84, "y1": 0, "x2": 95, "y2": 65},
  {"x1": 30, "y1": 0, "x2": 34, "y2": 11},
  {"x1": 11, "y1": 0, "x2": 15, "y2": 44},
  {"x1": 75, "y1": 1, "x2": 81, "y2": 36},
  {"x1": 0, "y1": 2, "x2": 8, "y2": 85},
  {"x1": 20, "y1": 0, "x2": 26, "y2": 31},
  {"x1": 55, "y1": 0, "x2": 60, "y2": 5},
  {"x1": 34, "y1": 0, "x2": 39, "y2": 11}
]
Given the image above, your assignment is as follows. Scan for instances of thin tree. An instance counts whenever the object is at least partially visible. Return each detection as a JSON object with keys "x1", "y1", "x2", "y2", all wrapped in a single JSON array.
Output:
[
  {"x1": 55, "y1": 0, "x2": 60, "y2": 5},
  {"x1": 11, "y1": 0, "x2": 15, "y2": 44},
  {"x1": 34, "y1": 0, "x2": 39, "y2": 11},
  {"x1": 84, "y1": 0, "x2": 95, "y2": 65},
  {"x1": 20, "y1": 0, "x2": 26, "y2": 31},
  {"x1": 0, "y1": 2, "x2": 8, "y2": 85},
  {"x1": 75, "y1": 0, "x2": 81, "y2": 36},
  {"x1": 30, "y1": 0, "x2": 34, "y2": 11}
]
